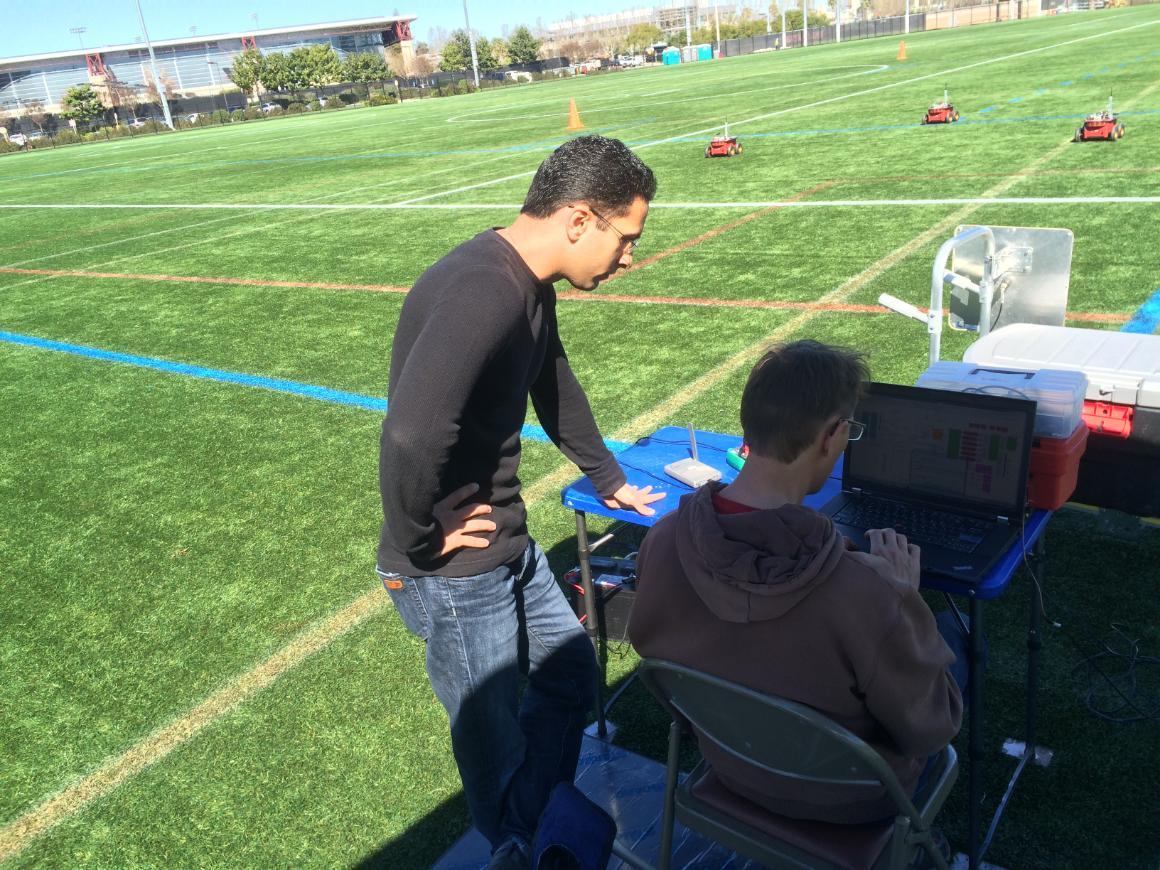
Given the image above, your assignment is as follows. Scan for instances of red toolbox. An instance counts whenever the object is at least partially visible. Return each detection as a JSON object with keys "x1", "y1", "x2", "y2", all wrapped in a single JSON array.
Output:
[
  {"x1": 1028, "y1": 423, "x2": 1089, "y2": 510},
  {"x1": 965, "y1": 324, "x2": 1160, "y2": 516}
]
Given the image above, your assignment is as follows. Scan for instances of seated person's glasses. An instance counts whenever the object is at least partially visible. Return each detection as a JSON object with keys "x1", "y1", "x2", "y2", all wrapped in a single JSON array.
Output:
[{"x1": 833, "y1": 417, "x2": 866, "y2": 441}]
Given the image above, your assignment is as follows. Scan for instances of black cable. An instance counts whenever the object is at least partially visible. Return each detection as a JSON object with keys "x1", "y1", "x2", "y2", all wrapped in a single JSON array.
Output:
[{"x1": 1017, "y1": 516, "x2": 1160, "y2": 724}]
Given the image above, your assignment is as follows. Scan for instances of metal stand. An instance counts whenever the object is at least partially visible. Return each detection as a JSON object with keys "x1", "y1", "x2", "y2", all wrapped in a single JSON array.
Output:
[
  {"x1": 574, "y1": 510, "x2": 628, "y2": 740},
  {"x1": 965, "y1": 535, "x2": 1052, "y2": 870}
]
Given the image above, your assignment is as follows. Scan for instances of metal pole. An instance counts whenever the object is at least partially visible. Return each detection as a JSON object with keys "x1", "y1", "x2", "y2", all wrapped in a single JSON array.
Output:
[
  {"x1": 134, "y1": 0, "x2": 174, "y2": 129},
  {"x1": 803, "y1": 0, "x2": 809, "y2": 47},
  {"x1": 905, "y1": 0, "x2": 911, "y2": 33},
  {"x1": 714, "y1": 0, "x2": 721, "y2": 56},
  {"x1": 766, "y1": 2, "x2": 772, "y2": 33},
  {"x1": 781, "y1": 8, "x2": 787, "y2": 46},
  {"x1": 462, "y1": 0, "x2": 480, "y2": 88},
  {"x1": 686, "y1": 8, "x2": 693, "y2": 45},
  {"x1": 836, "y1": 0, "x2": 841, "y2": 42}
]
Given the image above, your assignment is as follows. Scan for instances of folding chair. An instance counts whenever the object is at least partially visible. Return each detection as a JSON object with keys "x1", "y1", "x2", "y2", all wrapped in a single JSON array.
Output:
[{"x1": 613, "y1": 659, "x2": 959, "y2": 870}]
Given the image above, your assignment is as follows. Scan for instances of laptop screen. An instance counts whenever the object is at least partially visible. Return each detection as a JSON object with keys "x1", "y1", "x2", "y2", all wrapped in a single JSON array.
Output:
[{"x1": 844, "y1": 383, "x2": 1036, "y2": 517}]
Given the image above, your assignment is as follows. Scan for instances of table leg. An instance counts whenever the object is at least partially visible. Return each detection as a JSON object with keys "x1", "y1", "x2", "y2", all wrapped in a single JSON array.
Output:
[
  {"x1": 968, "y1": 596, "x2": 984, "y2": 870},
  {"x1": 575, "y1": 510, "x2": 607, "y2": 737},
  {"x1": 1025, "y1": 536, "x2": 1045, "y2": 754}
]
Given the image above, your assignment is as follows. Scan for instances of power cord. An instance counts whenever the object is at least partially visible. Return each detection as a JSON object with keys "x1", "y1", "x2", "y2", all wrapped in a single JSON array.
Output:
[{"x1": 1018, "y1": 511, "x2": 1160, "y2": 724}]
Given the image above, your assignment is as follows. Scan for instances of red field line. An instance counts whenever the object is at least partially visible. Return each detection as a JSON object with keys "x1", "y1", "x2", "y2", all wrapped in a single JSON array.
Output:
[
  {"x1": 0, "y1": 265, "x2": 1130, "y2": 323},
  {"x1": 604, "y1": 180, "x2": 839, "y2": 283},
  {"x1": 0, "y1": 266, "x2": 410, "y2": 295}
]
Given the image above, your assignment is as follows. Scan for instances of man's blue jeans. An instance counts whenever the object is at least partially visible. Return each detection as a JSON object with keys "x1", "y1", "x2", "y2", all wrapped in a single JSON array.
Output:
[{"x1": 378, "y1": 541, "x2": 597, "y2": 848}]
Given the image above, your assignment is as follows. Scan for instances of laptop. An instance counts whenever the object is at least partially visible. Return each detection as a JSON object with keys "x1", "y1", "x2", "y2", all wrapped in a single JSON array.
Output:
[{"x1": 821, "y1": 382, "x2": 1036, "y2": 583}]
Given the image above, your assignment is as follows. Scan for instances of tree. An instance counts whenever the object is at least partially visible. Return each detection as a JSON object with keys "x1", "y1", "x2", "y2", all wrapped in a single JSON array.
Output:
[
  {"x1": 227, "y1": 48, "x2": 264, "y2": 99},
  {"x1": 474, "y1": 36, "x2": 499, "y2": 72},
  {"x1": 624, "y1": 23, "x2": 663, "y2": 52},
  {"x1": 256, "y1": 52, "x2": 290, "y2": 92},
  {"x1": 343, "y1": 51, "x2": 390, "y2": 83},
  {"x1": 507, "y1": 26, "x2": 542, "y2": 64},
  {"x1": 302, "y1": 44, "x2": 343, "y2": 88},
  {"x1": 410, "y1": 54, "x2": 434, "y2": 76},
  {"x1": 491, "y1": 37, "x2": 510, "y2": 67},
  {"x1": 439, "y1": 30, "x2": 470, "y2": 71},
  {"x1": 24, "y1": 100, "x2": 48, "y2": 131},
  {"x1": 59, "y1": 85, "x2": 105, "y2": 123}
]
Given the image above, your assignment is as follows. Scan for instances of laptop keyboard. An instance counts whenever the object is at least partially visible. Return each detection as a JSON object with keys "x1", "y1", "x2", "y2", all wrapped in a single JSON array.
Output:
[{"x1": 833, "y1": 498, "x2": 991, "y2": 553}]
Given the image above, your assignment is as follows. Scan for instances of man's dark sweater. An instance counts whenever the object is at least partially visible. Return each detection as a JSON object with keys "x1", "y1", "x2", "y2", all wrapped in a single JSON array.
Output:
[{"x1": 378, "y1": 230, "x2": 626, "y2": 577}]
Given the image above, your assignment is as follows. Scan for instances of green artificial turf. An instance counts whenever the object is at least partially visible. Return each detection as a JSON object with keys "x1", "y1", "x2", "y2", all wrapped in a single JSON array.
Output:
[{"x1": 3, "y1": 8, "x2": 1160, "y2": 867}]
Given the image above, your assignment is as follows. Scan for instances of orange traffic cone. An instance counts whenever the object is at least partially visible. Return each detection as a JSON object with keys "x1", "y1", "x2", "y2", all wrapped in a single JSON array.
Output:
[
  {"x1": 897, "y1": 40, "x2": 907, "y2": 61},
  {"x1": 566, "y1": 98, "x2": 584, "y2": 131}
]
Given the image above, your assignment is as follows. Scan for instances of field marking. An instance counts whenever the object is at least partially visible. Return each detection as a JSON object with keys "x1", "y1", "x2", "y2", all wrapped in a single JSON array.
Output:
[
  {"x1": 0, "y1": 266, "x2": 1130, "y2": 325},
  {"x1": 443, "y1": 65, "x2": 890, "y2": 122},
  {"x1": 6, "y1": 194, "x2": 1159, "y2": 212},
  {"x1": 5, "y1": 17, "x2": 1154, "y2": 220},
  {"x1": 336, "y1": 16, "x2": 1160, "y2": 208},
  {"x1": 605, "y1": 181, "x2": 839, "y2": 280},
  {"x1": 0, "y1": 590, "x2": 386, "y2": 865},
  {"x1": 3, "y1": 24, "x2": 1159, "y2": 861},
  {"x1": 0, "y1": 329, "x2": 600, "y2": 448},
  {"x1": 0, "y1": 267, "x2": 409, "y2": 294}
]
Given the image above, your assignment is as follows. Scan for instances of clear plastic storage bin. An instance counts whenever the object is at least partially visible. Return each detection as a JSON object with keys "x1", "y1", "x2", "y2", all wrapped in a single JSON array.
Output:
[{"x1": 916, "y1": 361, "x2": 1087, "y2": 437}]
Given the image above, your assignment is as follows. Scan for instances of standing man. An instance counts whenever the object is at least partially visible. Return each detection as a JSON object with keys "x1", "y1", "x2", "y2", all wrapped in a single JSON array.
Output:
[{"x1": 377, "y1": 135, "x2": 662, "y2": 868}]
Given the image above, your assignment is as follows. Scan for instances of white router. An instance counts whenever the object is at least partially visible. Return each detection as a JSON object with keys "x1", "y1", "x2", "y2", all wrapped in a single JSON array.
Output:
[{"x1": 664, "y1": 424, "x2": 723, "y2": 489}]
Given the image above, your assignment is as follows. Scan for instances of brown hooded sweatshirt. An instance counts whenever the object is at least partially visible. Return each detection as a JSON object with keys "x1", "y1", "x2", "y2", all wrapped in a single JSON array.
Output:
[{"x1": 628, "y1": 482, "x2": 963, "y2": 824}]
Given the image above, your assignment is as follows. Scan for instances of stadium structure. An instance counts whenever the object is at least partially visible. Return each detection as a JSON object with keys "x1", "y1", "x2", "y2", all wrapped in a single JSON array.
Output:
[{"x1": 0, "y1": 16, "x2": 417, "y2": 117}]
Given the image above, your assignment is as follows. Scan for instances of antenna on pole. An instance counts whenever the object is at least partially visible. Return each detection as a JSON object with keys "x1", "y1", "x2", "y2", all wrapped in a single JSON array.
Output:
[{"x1": 134, "y1": 0, "x2": 174, "y2": 130}]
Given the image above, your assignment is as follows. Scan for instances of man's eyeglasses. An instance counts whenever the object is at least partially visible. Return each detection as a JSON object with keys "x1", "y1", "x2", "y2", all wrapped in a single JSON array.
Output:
[{"x1": 586, "y1": 205, "x2": 640, "y2": 252}]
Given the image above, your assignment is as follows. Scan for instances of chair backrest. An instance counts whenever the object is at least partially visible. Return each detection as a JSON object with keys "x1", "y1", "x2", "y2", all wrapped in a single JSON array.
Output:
[{"x1": 637, "y1": 659, "x2": 919, "y2": 813}]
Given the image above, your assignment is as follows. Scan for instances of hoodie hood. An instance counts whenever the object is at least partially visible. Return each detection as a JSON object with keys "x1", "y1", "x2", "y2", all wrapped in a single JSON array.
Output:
[{"x1": 673, "y1": 482, "x2": 845, "y2": 623}]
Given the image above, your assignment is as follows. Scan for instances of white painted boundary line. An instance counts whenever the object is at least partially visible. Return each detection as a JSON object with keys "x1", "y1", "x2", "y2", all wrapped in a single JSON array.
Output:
[
  {"x1": 5, "y1": 196, "x2": 1158, "y2": 211},
  {"x1": 8, "y1": 15, "x2": 1149, "y2": 216}
]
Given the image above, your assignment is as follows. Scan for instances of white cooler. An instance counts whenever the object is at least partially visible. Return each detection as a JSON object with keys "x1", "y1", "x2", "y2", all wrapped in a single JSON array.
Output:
[{"x1": 963, "y1": 324, "x2": 1160, "y2": 516}]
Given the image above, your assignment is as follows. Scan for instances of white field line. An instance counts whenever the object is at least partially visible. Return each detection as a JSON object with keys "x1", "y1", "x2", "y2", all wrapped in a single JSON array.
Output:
[
  {"x1": 11, "y1": 15, "x2": 1150, "y2": 217},
  {"x1": 0, "y1": 136, "x2": 568, "y2": 270},
  {"x1": 4, "y1": 47, "x2": 1158, "y2": 863},
  {"x1": 5, "y1": 195, "x2": 1158, "y2": 211}
]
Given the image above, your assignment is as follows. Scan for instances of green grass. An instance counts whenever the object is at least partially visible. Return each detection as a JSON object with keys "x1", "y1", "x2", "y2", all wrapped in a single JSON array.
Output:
[{"x1": 2, "y1": 7, "x2": 1160, "y2": 867}]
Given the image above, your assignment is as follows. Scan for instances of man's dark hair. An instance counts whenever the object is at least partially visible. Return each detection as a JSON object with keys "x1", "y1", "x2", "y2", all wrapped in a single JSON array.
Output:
[
  {"x1": 521, "y1": 135, "x2": 657, "y2": 218},
  {"x1": 740, "y1": 340, "x2": 870, "y2": 463}
]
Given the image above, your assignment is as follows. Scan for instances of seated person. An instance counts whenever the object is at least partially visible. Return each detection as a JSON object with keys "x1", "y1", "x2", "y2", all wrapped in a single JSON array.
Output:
[{"x1": 628, "y1": 340, "x2": 964, "y2": 825}]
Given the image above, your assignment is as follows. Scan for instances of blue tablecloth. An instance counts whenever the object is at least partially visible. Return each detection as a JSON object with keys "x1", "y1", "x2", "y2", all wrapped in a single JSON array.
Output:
[{"x1": 561, "y1": 426, "x2": 1050, "y2": 601}]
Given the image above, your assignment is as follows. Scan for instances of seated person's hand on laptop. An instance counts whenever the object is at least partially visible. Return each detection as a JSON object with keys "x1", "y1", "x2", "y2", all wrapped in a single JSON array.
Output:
[{"x1": 866, "y1": 527, "x2": 921, "y2": 588}]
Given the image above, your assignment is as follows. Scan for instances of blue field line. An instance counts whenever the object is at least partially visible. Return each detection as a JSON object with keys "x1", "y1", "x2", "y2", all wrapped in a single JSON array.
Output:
[
  {"x1": 1060, "y1": 80, "x2": 1074, "y2": 86},
  {"x1": 1120, "y1": 288, "x2": 1160, "y2": 335},
  {"x1": 0, "y1": 330, "x2": 632, "y2": 452},
  {"x1": 0, "y1": 121, "x2": 657, "y2": 184},
  {"x1": 1082, "y1": 72, "x2": 1095, "y2": 79},
  {"x1": 978, "y1": 105, "x2": 997, "y2": 113},
  {"x1": 1007, "y1": 97, "x2": 1023, "y2": 103},
  {"x1": 650, "y1": 108, "x2": 1160, "y2": 144}
]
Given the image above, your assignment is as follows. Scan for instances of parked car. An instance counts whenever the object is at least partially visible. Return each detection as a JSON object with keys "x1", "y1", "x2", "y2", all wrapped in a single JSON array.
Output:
[
  {"x1": 260, "y1": 102, "x2": 279, "y2": 113},
  {"x1": 185, "y1": 112, "x2": 202, "y2": 123},
  {"x1": 127, "y1": 117, "x2": 148, "y2": 128},
  {"x1": 26, "y1": 131, "x2": 45, "y2": 141},
  {"x1": 7, "y1": 132, "x2": 27, "y2": 146}
]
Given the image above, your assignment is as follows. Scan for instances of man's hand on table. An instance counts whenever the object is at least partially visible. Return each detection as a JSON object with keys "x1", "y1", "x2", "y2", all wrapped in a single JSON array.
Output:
[
  {"x1": 602, "y1": 483, "x2": 666, "y2": 517},
  {"x1": 866, "y1": 527, "x2": 921, "y2": 589}
]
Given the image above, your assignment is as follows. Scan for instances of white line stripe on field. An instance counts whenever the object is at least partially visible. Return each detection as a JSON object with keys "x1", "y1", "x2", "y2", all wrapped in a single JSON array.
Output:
[
  {"x1": 380, "y1": 15, "x2": 1160, "y2": 205},
  {"x1": 5, "y1": 196, "x2": 1157, "y2": 211}
]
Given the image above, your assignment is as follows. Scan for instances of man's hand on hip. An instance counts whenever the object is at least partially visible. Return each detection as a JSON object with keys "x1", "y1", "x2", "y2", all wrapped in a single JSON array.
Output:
[
  {"x1": 602, "y1": 483, "x2": 666, "y2": 517},
  {"x1": 434, "y1": 483, "x2": 496, "y2": 556}
]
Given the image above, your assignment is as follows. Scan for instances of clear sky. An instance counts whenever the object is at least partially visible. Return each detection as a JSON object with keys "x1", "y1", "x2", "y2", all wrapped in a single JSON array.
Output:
[{"x1": 0, "y1": 0, "x2": 650, "y2": 60}]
